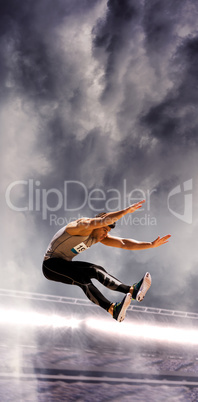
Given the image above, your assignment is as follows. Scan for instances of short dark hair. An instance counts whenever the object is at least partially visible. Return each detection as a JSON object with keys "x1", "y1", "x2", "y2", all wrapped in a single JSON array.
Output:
[{"x1": 95, "y1": 212, "x2": 116, "y2": 229}]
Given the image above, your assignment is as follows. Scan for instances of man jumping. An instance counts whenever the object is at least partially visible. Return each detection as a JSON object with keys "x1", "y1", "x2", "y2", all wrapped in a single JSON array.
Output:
[{"x1": 42, "y1": 201, "x2": 171, "y2": 322}]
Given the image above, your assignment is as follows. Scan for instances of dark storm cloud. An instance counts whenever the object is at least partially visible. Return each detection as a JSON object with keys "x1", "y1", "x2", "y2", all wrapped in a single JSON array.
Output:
[
  {"x1": 0, "y1": 1, "x2": 59, "y2": 100},
  {"x1": 92, "y1": 0, "x2": 140, "y2": 49},
  {"x1": 0, "y1": 0, "x2": 100, "y2": 102},
  {"x1": 142, "y1": 35, "x2": 198, "y2": 146},
  {"x1": 143, "y1": 0, "x2": 184, "y2": 53},
  {"x1": 92, "y1": 0, "x2": 142, "y2": 102}
]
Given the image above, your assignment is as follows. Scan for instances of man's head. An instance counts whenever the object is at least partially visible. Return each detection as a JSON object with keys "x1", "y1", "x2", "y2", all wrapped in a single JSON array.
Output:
[
  {"x1": 92, "y1": 212, "x2": 116, "y2": 241},
  {"x1": 95, "y1": 212, "x2": 116, "y2": 229}
]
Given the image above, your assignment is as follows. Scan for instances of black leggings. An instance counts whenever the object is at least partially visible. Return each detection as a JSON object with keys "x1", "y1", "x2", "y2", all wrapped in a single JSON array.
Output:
[{"x1": 42, "y1": 258, "x2": 131, "y2": 311}]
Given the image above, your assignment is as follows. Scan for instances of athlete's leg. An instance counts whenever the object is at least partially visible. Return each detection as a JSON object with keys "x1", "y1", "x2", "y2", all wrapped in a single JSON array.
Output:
[
  {"x1": 42, "y1": 258, "x2": 131, "y2": 313},
  {"x1": 79, "y1": 282, "x2": 112, "y2": 310},
  {"x1": 42, "y1": 259, "x2": 151, "y2": 321},
  {"x1": 85, "y1": 263, "x2": 131, "y2": 294},
  {"x1": 43, "y1": 259, "x2": 131, "y2": 292},
  {"x1": 43, "y1": 259, "x2": 113, "y2": 311}
]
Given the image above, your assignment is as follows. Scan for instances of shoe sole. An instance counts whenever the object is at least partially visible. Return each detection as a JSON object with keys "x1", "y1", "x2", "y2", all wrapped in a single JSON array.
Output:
[
  {"x1": 136, "y1": 272, "x2": 151, "y2": 302},
  {"x1": 117, "y1": 293, "x2": 132, "y2": 322}
]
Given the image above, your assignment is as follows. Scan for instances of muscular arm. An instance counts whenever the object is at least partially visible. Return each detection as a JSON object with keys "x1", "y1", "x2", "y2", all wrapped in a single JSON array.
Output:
[
  {"x1": 101, "y1": 234, "x2": 171, "y2": 250},
  {"x1": 66, "y1": 200, "x2": 145, "y2": 235}
]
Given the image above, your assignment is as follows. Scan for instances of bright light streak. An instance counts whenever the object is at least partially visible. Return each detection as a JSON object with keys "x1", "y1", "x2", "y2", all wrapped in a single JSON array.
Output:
[
  {"x1": 0, "y1": 309, "x2": 81, "y2": 329},
  {"x1": 1, "y1": 307, "x2": 198, "y2": 346},
  {"x1": 86, "y1": 318, "x2": 198, "y2": 346}
]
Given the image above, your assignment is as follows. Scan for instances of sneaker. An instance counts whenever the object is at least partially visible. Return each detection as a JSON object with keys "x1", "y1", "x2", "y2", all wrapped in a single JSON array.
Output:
[
  {"x1": 113, "y1": 293, "x2": 132, "y2": 322},
  {"x1": 132, "y1": 272, "x2": 151, "y2": 302}
]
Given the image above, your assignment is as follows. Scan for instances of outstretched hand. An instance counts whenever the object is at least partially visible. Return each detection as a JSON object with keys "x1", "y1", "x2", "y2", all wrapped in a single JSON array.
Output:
[
  {"x1": 127, "y1": 200, "x2": 145, "y2": 213},
  {"x1": 152, "y1": 235, "x2": 171, "y2": 248}
]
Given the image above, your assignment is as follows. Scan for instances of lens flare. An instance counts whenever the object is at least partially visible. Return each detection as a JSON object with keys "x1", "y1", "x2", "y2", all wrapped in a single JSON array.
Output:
[
  {"x1": 1, "y1": 307, "x2": 198, "y2": 346},
  {"x1": 0, "y1": 308, "x2": 81, "y2": 328},
  {"x1": 86, "y1": 318, "x2": 198, "y2": 345}
]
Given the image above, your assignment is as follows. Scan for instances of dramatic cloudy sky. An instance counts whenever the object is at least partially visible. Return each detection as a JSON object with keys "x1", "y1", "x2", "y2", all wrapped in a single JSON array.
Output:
[{"x1": 1, "y1": 0, "x2": 198, "y2": 313}]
